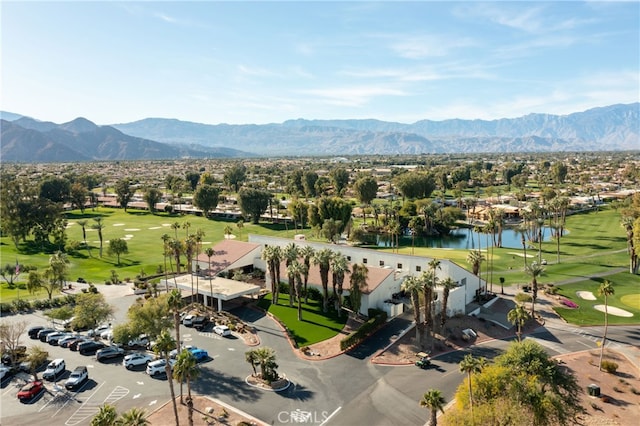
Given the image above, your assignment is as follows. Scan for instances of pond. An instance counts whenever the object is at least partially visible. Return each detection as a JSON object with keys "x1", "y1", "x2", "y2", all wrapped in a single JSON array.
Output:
[{"x1": 377, "y1": 226, "x2": 554, "y2": 250}]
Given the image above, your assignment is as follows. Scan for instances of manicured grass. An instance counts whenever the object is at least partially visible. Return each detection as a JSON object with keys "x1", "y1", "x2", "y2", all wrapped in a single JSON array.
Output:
[
  {"x1": 552, "y1": 272, "x2": 640, "y2": 326},
  {"x1": 257, "y1": 293, "x2": 348, "y2": 346}
]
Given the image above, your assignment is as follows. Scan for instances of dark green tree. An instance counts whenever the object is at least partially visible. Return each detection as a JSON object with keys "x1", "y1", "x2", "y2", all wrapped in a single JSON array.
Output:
[
  {"x1": 143, "y1": 187, "x2": 163, "y2": 213},
  {"x1": 192, "y1": 184, "x2": 219, "y2": 216},
  {"x1": 115, "y1": 179, "x2": 134, "y2": 211},
  {"x1": 238, "y1": 188, "x2": 271, "y2": 224},
  {"x1": 39, "y1": 176, "x2": 71, "y2": 203},
  {"x1": 224, "y1": 163, "x2": 247, "y2": 192},
  {"x1": 107, "y1": 238, "x2": 129, "y2": 265},
  {"x1": 329, "y1": 167, "x2": 350, "y2": 195}
]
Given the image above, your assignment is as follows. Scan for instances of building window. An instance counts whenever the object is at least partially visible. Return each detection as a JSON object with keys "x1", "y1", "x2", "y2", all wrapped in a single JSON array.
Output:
[
  {"x1": 397, "y1": 263, "x2": 403, "y2": 269},
  {"x1": 363, "y1": 258, "x2": 368, "y2": 264},
  {"x1": 379, "y1": 260, "x2": 385, "y2": 266},
  {"x1": 416, "y1": 266, "x2": 421, "y2": 272}
]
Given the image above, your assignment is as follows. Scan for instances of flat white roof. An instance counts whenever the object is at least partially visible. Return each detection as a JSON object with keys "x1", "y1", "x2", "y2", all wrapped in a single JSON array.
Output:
[{"x1": 162, "y1": 274, "x2": 260, "y2": 301}]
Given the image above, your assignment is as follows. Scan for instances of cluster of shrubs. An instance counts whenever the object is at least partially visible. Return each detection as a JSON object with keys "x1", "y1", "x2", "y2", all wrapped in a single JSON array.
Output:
[
  {"x1": 0, "y1": 294, "x2": 77, "y2": 316},
  {"x1": 601, "y1": 360, "x2": 619, "y2": 373},
  {"x1": 340, "y1": 309, "x2": 388, "y2": 351},
  {"x1": 277, "y1": 283, "x2": 322, "y2": 301}
]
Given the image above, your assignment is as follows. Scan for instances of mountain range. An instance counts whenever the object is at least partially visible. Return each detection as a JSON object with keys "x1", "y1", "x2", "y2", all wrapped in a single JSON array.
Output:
[{"x1": 1, "y1": 103, "x2": 638, "y2": 162}]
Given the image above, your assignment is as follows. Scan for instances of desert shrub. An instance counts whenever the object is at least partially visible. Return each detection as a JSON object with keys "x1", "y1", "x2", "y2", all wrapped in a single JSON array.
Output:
[
  {"x1": 601, "y1": 360, "x2": 619, "y2": 373},
  {"x1": 613, "y1": 386, "x2": 623, "y2": 393},
  {"x1": 515, "y1": 293, "x2": 532, "y2": 303},
  {"x1": 631, "y1": 387, "x2": 640, "y2": 395},
  {"x1": 304, "y1": 287, "x2": 322, "y2": 301}
]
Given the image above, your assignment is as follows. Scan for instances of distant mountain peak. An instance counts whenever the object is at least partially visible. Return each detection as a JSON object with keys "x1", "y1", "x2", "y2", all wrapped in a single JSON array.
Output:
[{"x1": 59, "y1": 117, "x2": 98, "y2": 133}]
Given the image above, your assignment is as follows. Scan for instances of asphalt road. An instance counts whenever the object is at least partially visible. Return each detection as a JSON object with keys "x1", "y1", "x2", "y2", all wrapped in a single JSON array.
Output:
[{"x1": 2, "y1": 296, "x2": 638, "y2": 426}]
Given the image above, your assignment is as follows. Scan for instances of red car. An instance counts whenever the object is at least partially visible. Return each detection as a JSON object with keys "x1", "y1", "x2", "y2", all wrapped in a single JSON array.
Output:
[{"x1": 17, "y1": 380, "x2": 44, "y2": 400}]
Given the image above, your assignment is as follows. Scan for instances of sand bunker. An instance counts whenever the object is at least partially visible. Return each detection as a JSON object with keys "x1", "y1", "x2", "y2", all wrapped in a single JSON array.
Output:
[
  {"x1": 576, "y1": 291, "x2": 596, "y2": 300},
  {"x1": 113, "y1": 223, "x2": 125, "y2": 226},
  {"x1": 593, "y1": 305, "x2": 633, "y2": 317},
  {"x1": 124, "y1": 228, "x2": 140, "y2": 231},
  {"x1": 148, "y1": 226, "x2": 161, "y2": 230},
  {"x1": 508, "y1": 252, "x2": 534, "y2": 258},
  {"x1": 124, "y1": 234, "x2": 134, "y2": 238},
  {"x1": 162, "y1": 224, "x2": 171, "y2": 227}
]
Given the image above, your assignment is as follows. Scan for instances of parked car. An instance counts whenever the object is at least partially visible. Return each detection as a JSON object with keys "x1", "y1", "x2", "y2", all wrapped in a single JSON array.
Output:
[
  {"x1": 37, "y1": 328, "x2": 57, "y2": 342},
  {"x1": 123, "y1": 352, "x2": 154, "y2": 369},
  {"x1": 42, "y1": 358, "x2": 66, "y2": 380},
  {"x1": 100, "y1": 329, "x2": 113, "y2": 340},
  {"x1": 213, "y1": 325, "x2": 231, "y2": 337},
  {"x1": 65, "y1": 366, "x2": 88, "y2": 390},
  {"x1": 59, "y1": 335, "x2": 82, "y2": 348},
  {"x1": 190, "y1": 348, "x2": 209, "y2": 362},
  {"x1": 170, "y1": 345, "x2": 195, "y2": 359},
  {"x1": 146, "y1": 359, "x2": 176, "y2": 377},
  {"x1": 69, "y1": 338, "x2": 91, "y2": 351},
  {"x1": 17, "y1": 380, "x2": 44, "y2": 400},
  {"x1": 46, "y1": 332, "x2": 68, "y2": 345},
  {"x1": 28, "y1": 326, "x2": 45, "y2": 339},
  {"x1": 127, "y1": 334, "x2": 149, "y2": 348},
  {"x1": 182, "y1": 314, "x2": 196, "y2": 327},
  {"x1": 96, "y1": 346, "x2": 125, "y2": 362},
  {"x1": 2, "y1": 345, "x2": 27, "y2": 365},
  {"x1": 193, "y1": 316, "x2": 209, "y2": 331},
  {"x1": 88, "y1": 324, "x2": 110, "y2": 337},
  {"x1": 0, "y1": 366, "x2": 11, "y2": 380},
  {"x1": 78, "y1": 341, "x2": 105, "y2": 356}
]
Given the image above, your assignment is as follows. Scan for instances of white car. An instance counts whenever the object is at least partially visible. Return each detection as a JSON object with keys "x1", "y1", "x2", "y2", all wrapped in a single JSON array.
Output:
[
  {"x1": 43, "y1": 358, "x2": 66, "y2": 380},
  {"x1": 128, "y1": 334, "x2": 149, "y2": 348},
  {"x1": 146, "y1": 358, "x2": 176, "y2": 376},
  {"x1": 213, "y1": 325, "x2": 231, "y2": 337},
  {"x1": 123, "y1": 353, "x2": 154, "y2": 369},
  {"x1": 182, "y1": 315, "x2": 196, "y2": 327},
  {"x1": 100, "y1": 329, "x2": 113, "y2": 340},
  {"x1": 88, "y1": 324, "x2": 110, "y2": 337}
]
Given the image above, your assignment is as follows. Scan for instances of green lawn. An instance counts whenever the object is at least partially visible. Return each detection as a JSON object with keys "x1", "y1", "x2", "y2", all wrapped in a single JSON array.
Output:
[
  {"x1": 257, "y1": 293, "x2": 348, "y2": 346},
  {"x1": 552, "y1": 272, "x2": 640, "y2": 326}
]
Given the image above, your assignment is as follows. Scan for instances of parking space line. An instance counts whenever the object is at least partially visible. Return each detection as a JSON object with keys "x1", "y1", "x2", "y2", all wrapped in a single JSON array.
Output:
[
  {"x1": 64, "y1": 384, "x2": 128, "y2": 426},
  {"x1": 55, "y1": 381, "x2": 104, "y2": 418}
]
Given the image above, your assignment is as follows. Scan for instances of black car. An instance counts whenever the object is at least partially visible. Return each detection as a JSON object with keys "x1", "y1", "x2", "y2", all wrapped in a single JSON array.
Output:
[
  {"x1": 96, "y1": 346, "x2": 125, "y2": 361},
  {"x1": 193, "y1": 316, "x2": 209, "y2": 331},
  {"x1": 78, "y1": 341, "x2": 105, "y2": 355},
  {"x1": 69, "y1": 338, "x2": 91, "y2": 351},
  {"x1": 1, "y1": 346, "x2": 27, "y2": 365},
  {"x1": 37, "y1": 328, "x2": 57, "y2": 342},
  {"x1": 28, "y1": 326, "x2": 45, "y2": 339}
]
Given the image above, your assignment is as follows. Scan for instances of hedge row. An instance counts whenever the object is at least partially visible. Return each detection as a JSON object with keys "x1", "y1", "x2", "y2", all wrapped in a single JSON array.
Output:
[
  {"x1": 340, "y1": 310, "x2": 388, "y2": 351},
  {"x1": 0, "y1": 294, "x2": 78, "y2": 316}
]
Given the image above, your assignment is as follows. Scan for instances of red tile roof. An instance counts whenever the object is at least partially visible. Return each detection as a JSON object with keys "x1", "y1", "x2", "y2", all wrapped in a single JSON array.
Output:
[{"x1": 196, "y1": 240, "x2": 261, "y2": 275}]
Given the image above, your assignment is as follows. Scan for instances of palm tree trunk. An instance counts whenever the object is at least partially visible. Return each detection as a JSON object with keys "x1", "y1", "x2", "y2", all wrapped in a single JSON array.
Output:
[
  {"x1": 599, "y1": 296, "x2": 609, "y2": 371},
  {"x1": 166, "y1": 357, "x2": 179, "y2": 426}
]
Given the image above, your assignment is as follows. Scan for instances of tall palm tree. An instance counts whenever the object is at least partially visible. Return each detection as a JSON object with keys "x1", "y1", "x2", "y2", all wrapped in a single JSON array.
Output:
[
  {"x1": 92, "y1": 217, "x2": 105, "y2": 258},
  {"x1": 161, "y1": 233, "x2": 171, "y2": 292},
  {"x1": 299, "y1": 245, "x2": 315, "y2": 303},
  {"x1": 507, "y1": 303, "x2": 530, "y2": 342},
  {"x1": 402, "y1": 276, "x2": 423, "y2": 344},
  {"x1": 287, "y1": 260, "x2": 305, "y2": 321},
  {"x1": 459, "y1": 354, "x2": 485, "y2": 421},
  {"x1": 427, "y1": 258, "x2": 441, "y2": 339},
  {"x1": 261, "y1": 245, "x2": 282, "y2": 304},
  {"x1": 154, "y1": 330, "x2": 179, "y2": 426},
  {"x1": 118, "y1": 407, "x2": 149, "y2": 426},
  {"x1": 173, "y1": 349, "x2": 200, "y2": 426},
  {"x1": 204, "y1": 247, "x2": 215, "y2": 308},
  {"x1": 91, "y1": 404, "x2": 118, "y2": 426},
  {"x1": 253, "y1": 347, "x2": 278, "y2": 383},
  {"x1": 466, "y1": 250, "x2": 484, "y2": 276},
  {"x1": 167, "y1": 289, "x2": 183, "y2": 353},
  {"x1": 331, "y1": 253, "x2": 348, "y2": 316},
  {"x1": 419, "y1": 389, "x2": 446, "y2": 426},
  {"x1": 313, "y1": 248, "x2": 334, "y2": 312},
  {"x1": 621, "y1": 216, "x2": 638, "y2": 274},
  {"x1": 182, "y1": 221, "x2": 191, "y2": 240},
  {"x1": 183, "y1": 236, "x2": 197, "y2": 303},
  {"x1": 245, "y1": 349, "x2": 258, "y2": 375},
  {"x1": 171, "y1": 221, "x2": 181, "y2": 240},
  {"x1": 525, "y1": 262, "x2": 545, "y2": 317},
  {"x1": 77, "y1": 219, "x2": 91, "y2": 257},
  {"x1": 598, "y1": 280, "x2": 615, "y2": 371},
  {"x1": 439, "y1": 277, "x2": 457, "y2": 333},
  {"x1": 283, "y1": 242, "x2": 299, "y2": 307},
  {"x1": 224, "y1": 225, "x2": 234, "y2": 239},
  {"x1": 349, "y1": 263, "x2": 368, "y2": 316},
  {"x1": 170, "y1": 239, "x2": 183, "y2": 275}
]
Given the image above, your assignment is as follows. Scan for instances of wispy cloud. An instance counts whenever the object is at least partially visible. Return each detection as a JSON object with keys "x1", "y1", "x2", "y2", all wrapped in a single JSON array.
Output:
[
  {"x1": 387, "y1": 34, "x2": 478, "y2": 59},
  {"x1": 299, "y1": 86, "x2": 407, "y2": 107}
]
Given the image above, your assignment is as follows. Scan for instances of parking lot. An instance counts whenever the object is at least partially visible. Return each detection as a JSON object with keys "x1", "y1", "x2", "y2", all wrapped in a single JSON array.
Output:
[{"x1": 0, "y1": 311, "x2": 239, "y2": 426}]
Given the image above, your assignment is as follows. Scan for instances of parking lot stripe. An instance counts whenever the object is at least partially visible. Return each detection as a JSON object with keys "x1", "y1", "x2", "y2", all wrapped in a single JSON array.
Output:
[{"x1": 64, "y1": 384, "x2": 129, "y2": 426}]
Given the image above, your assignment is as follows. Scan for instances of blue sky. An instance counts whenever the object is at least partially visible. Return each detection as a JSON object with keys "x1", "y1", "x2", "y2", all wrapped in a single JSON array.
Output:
[{"x1": 2, "y1": 1, "x2": 639, "y2": 125}]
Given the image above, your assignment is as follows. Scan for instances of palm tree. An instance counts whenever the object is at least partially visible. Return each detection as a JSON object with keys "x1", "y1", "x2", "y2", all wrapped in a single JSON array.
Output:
[
  {"x1": 466, "y1": 250, "x2": 484, "y2": 276},
  {"x1": 621, "y1": 216, "x2": 638, "y2": 274},
  {"x1": 91, "y1": 404, "x2": 118, "y2": 426},
  {"x1": 427, "y1": 258, "x2": 441, "y2": 341},
  {"x1": 507, "y1": 303, "x2": 530, "y2": 342},
  {"x1": 253, "y1": 347, "x2": 278, "y2": 383},
  {"x1": 419, "y1": 389, "x2": 446, "y2": 426},
  {"x1": 261, "y1": 245, "x2": 282, "y2": 304},
  {"x1": 171, "y1": 221, "x2": 181, "y2": 240},
  {"x1": 224, "y1": 225, "x2": 233, "y2": 239},
  {"x1": 154, "y1": 330, "x2": 179, "y2": 426},
  {"x1": 349, "y1": 263, "x2": 368, "y2": 316},
  {"x1": 402, "y1": 276, "x2": 423, "y2": 345},
  {"x1": 459, "y1": 354, "x2": 485, "y2": 420},
  {"x1": 236, "y1": 220, "x2": 244, "y2": 240},
  {"x1": 167, "y1": 289, "x2": 183, "y2": 354},
  {"x1": 313, "y1": 248, "x2": 334, "y2": 312},
  {"x1": 283, "y1": 242, "x2": 299, "y2": 307},
  {"x1": 183, "y1": 236, "x2": 197, "y2": 303},
  {"x1": 173, "y1": 349, "x2": 200, "y2": 426},
  {"x1": 118, "y1": 407, "x2": 149, "y2": 426},
  {"x1": 162, "y1": 233, "x2": 176, "y2": 288},
  {"x1": 204, "y1": 247, "x2": 215, "y2": 307},
  {"x1": 170, "y1": 239, "x2": 183, "y2": 275},
  {"x1": 182, "y1": 221, "x2": 191, "y2": 240},
  {"x1": 439, "y1": 277, "x2": 457, "y2": 333},
  {"x1": 299, "y1": 245, "x2": 315, "y2": 303},
  {"x1": 598, "y1": 280, "x2": 615, "y2": 371},
  {"x1": 245, "y1": 349, "x2": 258, "y2": 375},
  {"x1": 287, "y1": 260, "x2": 305, "y2": 321},
  {"x1": 77, "y1": 219, "x2": 91, "y2": 257},
  {"x1": 525, "y1": 262, "x2": 545, "y2": 317},
  {"x1": 92, "y1": 217, "x2": 105, "y2": 257},
  {"x1": 331, "y1": 253, "x2": 348, "y2": 316}
]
